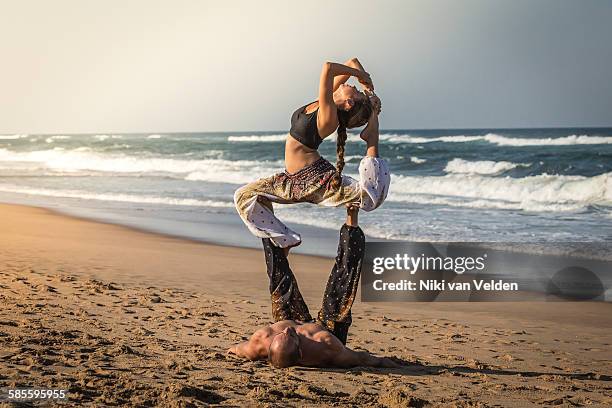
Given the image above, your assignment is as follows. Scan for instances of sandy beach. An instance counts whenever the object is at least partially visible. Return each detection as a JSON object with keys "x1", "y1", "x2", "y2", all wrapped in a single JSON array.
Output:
[{"x1": 1, "y1": 202, "x2": 611, "y2": 407}]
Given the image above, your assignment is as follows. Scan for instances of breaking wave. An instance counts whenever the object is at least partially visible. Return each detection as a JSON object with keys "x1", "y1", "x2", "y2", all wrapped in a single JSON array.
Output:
[{"x1": 444, "y1": 158, "x2": 530, "y2": 175}]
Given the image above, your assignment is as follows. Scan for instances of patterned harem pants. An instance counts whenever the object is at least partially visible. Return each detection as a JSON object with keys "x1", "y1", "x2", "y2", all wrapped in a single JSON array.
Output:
[{"x1": 234, "y1": 155, "x2": 390, "y2": 248}]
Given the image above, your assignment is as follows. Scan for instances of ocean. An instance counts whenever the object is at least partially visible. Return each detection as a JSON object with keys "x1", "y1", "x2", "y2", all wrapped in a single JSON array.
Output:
[{"x1": 0, "y1": 128, "x2": 611, "y2": 257}]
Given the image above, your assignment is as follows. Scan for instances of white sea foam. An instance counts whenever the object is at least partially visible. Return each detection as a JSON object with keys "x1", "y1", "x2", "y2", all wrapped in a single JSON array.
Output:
[
  {"x1": 228, "y1": 132, "x2": 471, "y2": 145},
  {"x1": 387, "y1": 193, "x2": 588, "y2": 212},
  {"x1": 0, "y1": 148, "x2": 282, "y2": 184},
  {"x1": 0, "y1": 184, "x2": 234, "y2": 208},
  {"x1": 92, "y1": 134, "x2": 122, "y2": 140},
  {"x1": 227, "y1": 134, "x2": 288, "y2": 142},
  {"x1": 184, "y1": 163, "x2": 283, "y2": 184},
  {"x1": 227, "y1": 132, "x2": 367, "y2": 143},
  {"x1": 378, "y1": 132, "x2": 612, "y2": 146},
  {"x1": 387, "y1": 172, "x2": 612, "y2": 212},
  {"x1": 410, "y1": 156, "x2": 426, "y2": 164},
  {"x1": 45, "y1": 135, "x2": 71, "y2": 143},
  {"x1": 483, "y1": 133, "x2": 612, "y2": 146},
  {"x1": 273, "y1": 207, "x2": 402, "y2": 241},
  {"x1": 380, "y1": 134, "x2": 484, "y2": 144},
  {"x1": 1, "y1": 146, "x2": 610, "y2": 213},
  {"x1": 147, "y1": 134, "x2": 163, "y2": 139},
  {"x1": 0, "y1": 134, "x2": 29, "y2": 140},
  {"x1": 444, "y1": 158, "x2": 529, "y2": 175}
]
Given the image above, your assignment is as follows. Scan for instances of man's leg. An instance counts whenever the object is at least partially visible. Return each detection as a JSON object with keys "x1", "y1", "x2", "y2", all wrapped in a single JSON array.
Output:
[
  {"x1": 262, "y1": 237, "x2": 313, "y2": 323},
  {"x1": 316, "y1": 206, "x2": 365, "y2": 345}
]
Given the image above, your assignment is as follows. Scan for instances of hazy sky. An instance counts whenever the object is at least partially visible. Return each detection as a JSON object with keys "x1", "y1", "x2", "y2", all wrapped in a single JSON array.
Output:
[{"x1": 1, "y1": 0, "x2": 611, "y2": 133}]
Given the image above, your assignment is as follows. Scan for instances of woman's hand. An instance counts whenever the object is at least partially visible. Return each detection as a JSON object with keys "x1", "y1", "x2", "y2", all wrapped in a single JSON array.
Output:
[{"x1": 358, "y1": 71, "x2": 374, "y2": 92}]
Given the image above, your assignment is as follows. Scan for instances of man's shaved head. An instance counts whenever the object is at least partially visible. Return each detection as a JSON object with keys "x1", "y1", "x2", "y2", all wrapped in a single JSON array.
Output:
[{"x1": 268, "y1": 327, "x2": 301, "y2": 368}]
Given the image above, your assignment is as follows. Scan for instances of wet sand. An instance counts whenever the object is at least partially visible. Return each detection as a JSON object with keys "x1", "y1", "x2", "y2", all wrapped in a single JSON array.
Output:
[{"x1": 1, "y1": 202, "x2": 611, "y2": 407}]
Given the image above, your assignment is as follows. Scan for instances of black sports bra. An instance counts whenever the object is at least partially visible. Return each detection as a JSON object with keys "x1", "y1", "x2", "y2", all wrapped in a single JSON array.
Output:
[{"x1": 289, "y1": 102, "x2": 323, "y2": 150}]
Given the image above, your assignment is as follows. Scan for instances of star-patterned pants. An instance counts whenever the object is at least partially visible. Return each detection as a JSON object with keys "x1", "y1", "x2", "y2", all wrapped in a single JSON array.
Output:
[
  {"x1": 234, "y1": 155, "x2": 390, "y2": 249},
  {"x1": 262, "y1": 223, "x2": 365, "y2": 345}
]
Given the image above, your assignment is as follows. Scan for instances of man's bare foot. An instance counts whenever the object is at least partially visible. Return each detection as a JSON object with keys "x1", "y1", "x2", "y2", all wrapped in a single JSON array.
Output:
[
  {"x1": 282, "y1": 241, "x2": 301, "y2": 257},
  {"x1": 346, "y1": 204, "x2": 359, "y2": 226}
]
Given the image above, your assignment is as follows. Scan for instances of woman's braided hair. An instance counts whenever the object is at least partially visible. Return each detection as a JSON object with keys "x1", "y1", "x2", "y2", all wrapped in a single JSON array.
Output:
[{"x1": 330, "y1": 98, "x2": 373, "y2": 189}]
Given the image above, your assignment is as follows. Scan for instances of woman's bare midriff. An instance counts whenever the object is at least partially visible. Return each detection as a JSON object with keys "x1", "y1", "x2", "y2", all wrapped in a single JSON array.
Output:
[{"x1": 284, "y1": 134, "x2": 322, "y2": 174}]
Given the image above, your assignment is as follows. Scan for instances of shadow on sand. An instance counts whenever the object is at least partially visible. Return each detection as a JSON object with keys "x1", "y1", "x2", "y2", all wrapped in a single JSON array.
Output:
[{"x1": 292, "y1": 357, "x2": 612, "y2": 382}]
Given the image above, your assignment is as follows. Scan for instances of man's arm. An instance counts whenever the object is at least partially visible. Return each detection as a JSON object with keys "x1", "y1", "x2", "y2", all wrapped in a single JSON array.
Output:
[
  {"x1": 227, "y1": 341, "x2": 259, "y2": 360},
  {"x1": 330, "y1": 347, "x2": 399, "y2": 368},
  {"x1": 227, "y1": 329, "x2": 269, "y2": 360}
]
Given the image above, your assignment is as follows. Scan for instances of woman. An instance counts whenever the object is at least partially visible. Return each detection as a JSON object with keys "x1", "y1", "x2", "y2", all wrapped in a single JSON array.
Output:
[{"x1": 234, "y1": 57, "x2": 390, "y2": 254}]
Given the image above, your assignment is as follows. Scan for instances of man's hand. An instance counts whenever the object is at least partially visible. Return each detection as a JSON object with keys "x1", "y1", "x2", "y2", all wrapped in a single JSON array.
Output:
[
  {"x1": 332, "y1": 347, "x2": 400, "y2": 368},
  {"x1": 227, "y1": 341, "x2": 261, "y2": 360},
  {"x1": 377, "y1": 357, "x2": 401, "y2": 368}
]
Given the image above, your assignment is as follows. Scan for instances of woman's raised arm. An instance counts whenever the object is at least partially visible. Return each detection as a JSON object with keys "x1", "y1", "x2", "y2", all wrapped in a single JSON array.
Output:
[
  {"x1": 332, "y1": 57, "x2": 370, "y2": 92},
  {"x1": 317, "y1": 61, "x2": 371, "y2": 136}
]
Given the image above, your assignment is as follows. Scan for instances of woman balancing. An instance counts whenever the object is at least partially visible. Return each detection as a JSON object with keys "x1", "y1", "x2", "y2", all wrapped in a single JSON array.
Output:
[{"x1": 234, "y1": 57, "x2": 390, "y2": 254}]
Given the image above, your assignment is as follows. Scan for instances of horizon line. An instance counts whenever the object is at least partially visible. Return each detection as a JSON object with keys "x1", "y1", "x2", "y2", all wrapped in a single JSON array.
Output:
[{"x1": 2, "y1": 125, "x2": 612, "y2": 136}]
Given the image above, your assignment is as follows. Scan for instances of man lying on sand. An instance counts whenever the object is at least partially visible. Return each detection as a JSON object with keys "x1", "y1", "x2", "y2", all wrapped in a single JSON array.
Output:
[
  {"x1": 229, "y1": 207, "x2": 399, "y2": 368},
  {"x1": 228, "y1": 319, "x2": 398, "y2": 368}
]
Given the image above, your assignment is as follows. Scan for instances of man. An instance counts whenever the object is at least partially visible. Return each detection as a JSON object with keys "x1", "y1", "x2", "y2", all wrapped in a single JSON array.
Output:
[
  {"x1": 228, "y1": 319, "x2": 399, "y2": 368},
  {"x1": 228, "y1": 207, "x2": 399, "y2": 369}
]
